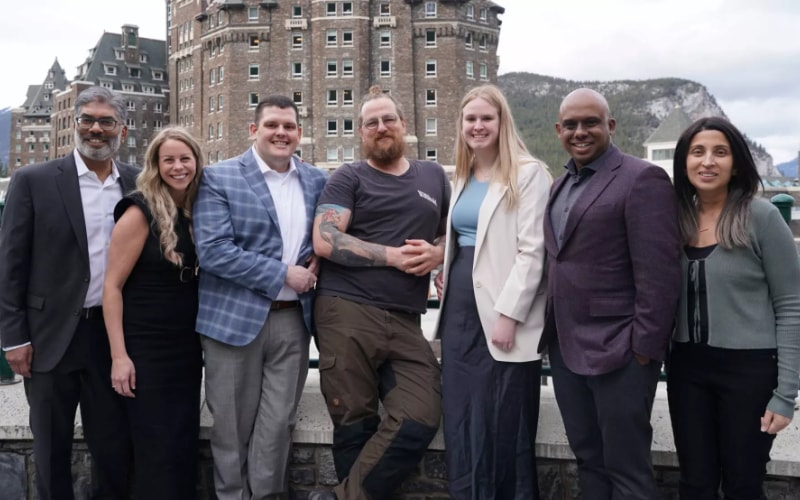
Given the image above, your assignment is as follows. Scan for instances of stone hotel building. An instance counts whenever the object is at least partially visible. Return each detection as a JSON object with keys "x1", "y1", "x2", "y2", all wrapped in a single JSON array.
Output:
[{"x1": 168, "y1": 0, "x2": 505, "y2": 168}]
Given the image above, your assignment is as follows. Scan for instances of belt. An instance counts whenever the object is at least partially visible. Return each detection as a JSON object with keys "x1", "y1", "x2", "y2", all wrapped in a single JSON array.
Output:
[
  {"x1": 270, "y1": 300, "x2": 300, "y2": 311},
  {"x1": 80, "y1": 306, "x2": 103, "y2": 320}
]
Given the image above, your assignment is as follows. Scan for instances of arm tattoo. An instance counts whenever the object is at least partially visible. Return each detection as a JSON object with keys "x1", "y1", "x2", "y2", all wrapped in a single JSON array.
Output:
[{"x1": 316, "y1": 204, "x2": 388, "y2": 267}]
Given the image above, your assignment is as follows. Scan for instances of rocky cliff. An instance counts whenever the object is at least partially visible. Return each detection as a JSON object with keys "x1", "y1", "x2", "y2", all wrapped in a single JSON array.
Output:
[{"x1": 498, "y1": 73, "x2": 776, "y2": 177}]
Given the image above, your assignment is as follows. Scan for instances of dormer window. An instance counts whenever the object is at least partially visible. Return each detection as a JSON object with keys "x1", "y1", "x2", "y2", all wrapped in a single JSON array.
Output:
[
  {"x1": 153, "y1": 71, "x2": 164, "y2": 81},
  {"x1": 139, "y1": 54, "x2": 148, "y2": 63},
  {"x1": 115, "y1": 50, "x2": 125, "y2": 60},
  {"x1": 104, "y1": 64, "x2": 117, "y2": 76},
  {"x1": 130, "y1": 68, "x2": 141, "y2": 78}
]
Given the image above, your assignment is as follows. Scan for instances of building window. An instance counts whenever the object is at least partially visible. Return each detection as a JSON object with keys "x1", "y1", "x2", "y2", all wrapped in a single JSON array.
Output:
[
  {"x1": 426, "y1": 60, "x2": 437, "y2": 77},
  {"x1": 126, "y1": 101, "x2": 136, "y2": 111},
  {"x1": 293, "y1": 91, "x2": 303, "y2": 105},
  {"x1": 208, "y1": 152, "x2": 213, "y2": 165},
  {"x1": 249, "y1": 63, "x2": 260, "y2": 80},
  {"x1": 465, "y1": 32, "x2": 473, "y2": 49},
  {"x1": 342, "y1": 30, "x2": 353, "y2": 47},
  {"x1": 343, "y1": 119, "x2": 354, "y2": 136},
  {"x1": 293, "y1": 5, "x2": 302, "y2": 17},
  {"x1": 218, "y1": 66, "x2": 224, "y2": 82},
  {"x1": 292, "y1": 62, "x2": 303, "y2": 78},
  {"x1": 327, "y1": 146, "x2": 338, "y2": 162},
  {"x1": 154, "y1": 120, "x2": 162, "y2": 130},
  {"x1": 652, "y1": 148, "x2": 675, "y2": 161},
  {"x1": 380, "y1": 31, "x2": 391, "y2": 47},
  {"x1": 208, "y1": 125, "x2": 214, "y2": 140},
  {"x1": 466, "y1": 61, "x2": 474, "y2": 78},
  {"x1": 426, "y1": 29, "x2": 436, "y2": 47},
  {"x1": 479, "y1": 7, "x2": 488, "y2": 21},
  {"x1": 249, "y1": 93, "x2": 259, "y2": 108},
  {"x1": 327, "y1": 119, "x2": 338, "y2": 136},
  {"x1": 155, "y1": 103, "x2": 163, "y2": 114},
  {"x1": 479, "y1": 34, "x2": 487, "y2": 50},
  {"x1": 28, "y1": 143, "x2": 35, "y2": 153},
  {"x1": 143, "y1": 86, "x2": 155, "y2": 94},
  {"x1": 104, "y1": 64, "x2": 117, "y2": 76},
  {"x1": 291, "y1": 32, "x2": 303, "y2": 49},
  {"x1": 249, "y1": 34, "x2": 259, "y2": 49},
  {"x1": 100, "y1": 81, "x2": 113, "y2": 89},
  {"x1": 209, "y1": 96, "x2": 215, "y2": 112},
  {"x1": 327, "y1": 29, "x2": 337, "y2": 47},
  {"x1": 128, "y1": 137, "x2": 136, "y2": 147},
  {"x1": 218, "y1": 95, "x2": 224, "y2": 110},
  {"x1": 115, "y1": 50, "x2": 125, "y2": 60},
  {"x1": 343, "y1": 2, "x2": 353, "y2": 15},
  {"x1": 426, "y1": 118, "x2": 437, "y2": 136},
  {"x1": 479, "y1": 63, "x2": 488, "y2": 80},
  {"x1": 343, "y1": 145, "x2": 354, "y2": 162},
  {"x1": 466, "y1": 4, "x2": 474, "y2": 19},
  {"x1": 130, "y1": 67, "x2": 141, "y2": 78},
  {"x1": 327, "y1": 60, "x2": 338, "y2": 77},
  {"x1": 426, "y1": 89, "x2": 437, "y2": 106},
  {"x1": 342, "y1": 59, "x2": 353, "y2": 76},
  {"x1": 122, "y1": 84, "x2": 134, "y2": 92},
  {"x1": 217, "y1": 151, "x2": 222, "y2": 162},
  {"x1": 126, "y1": 118, "x2": 136, "y2": 128},
  {"x1": 326, "y1": 3, "x2": 336, "y2": 16},
  {"x1": 426, "y1": 148, "x2": 437, "y2": 161},
  {"x1": 209, "y1": 68, "x2": 216, "y2": 85},
  {"x1": 218, "y1": 10, "x2": 224, "y2": 25},
  {"x1": 248, "y1": 6, "x2": 259, "y2": 22},
  {"x1": 380, "y1": 60, "x2": 391, "y2": 77},
  {"x1": 343, "y1": 89, "x2": 354, "y2": 106},
  {"x1": 217, "y1": 122, "x2": 223, "y2": 139},
  {"x1": 210, "y1": 45, "x2": 216, "y2": 57},
  {"x1": 380, "y1": 2, "x2": 390, "y2": 15},
  {"x1": 327, "y1": 89, "x2": 337, "y2": 106},
  {"x1": 425, "y1": 1, "x2": 436, "y2": 18}
]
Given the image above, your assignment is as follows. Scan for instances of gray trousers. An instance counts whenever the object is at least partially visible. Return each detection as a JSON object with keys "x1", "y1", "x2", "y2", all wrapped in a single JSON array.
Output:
[{"x1": 202, "y1": 307, "x2": 309, "y2": 500}]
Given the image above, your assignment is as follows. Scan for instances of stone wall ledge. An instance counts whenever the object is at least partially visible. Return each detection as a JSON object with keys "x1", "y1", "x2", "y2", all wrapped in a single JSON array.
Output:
[{"x1": 2, "y1": 373, "x2": 800, "y2": 478}]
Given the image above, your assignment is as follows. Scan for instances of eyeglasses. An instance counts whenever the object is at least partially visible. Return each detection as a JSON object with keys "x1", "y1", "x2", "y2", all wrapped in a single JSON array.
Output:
[
  {"x1": 362, "y1": 114, "x2": 399, "y2": 131},
  {"x1": 75, "y1": 116, "x2": 118, "y2": 131}
]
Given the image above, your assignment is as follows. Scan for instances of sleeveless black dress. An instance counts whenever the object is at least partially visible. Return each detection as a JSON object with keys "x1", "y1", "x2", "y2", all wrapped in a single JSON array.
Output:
[{"x1": 114, "y1": 193, "x2": 201, "y2": 499}]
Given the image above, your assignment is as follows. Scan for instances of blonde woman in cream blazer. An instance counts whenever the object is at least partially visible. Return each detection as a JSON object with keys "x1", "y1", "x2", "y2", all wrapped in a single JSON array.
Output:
[{"x1": 435, "y1": 84, "x2": 551, "y2": 500}]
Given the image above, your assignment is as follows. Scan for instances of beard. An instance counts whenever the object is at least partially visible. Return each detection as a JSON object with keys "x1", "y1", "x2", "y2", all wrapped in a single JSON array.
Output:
[
  {"x1": 74, "y1": 129, "x2": 121, "y2": 162},
  {"x1": 362, "y1": 132, "x2": 405, "y2": 167}
]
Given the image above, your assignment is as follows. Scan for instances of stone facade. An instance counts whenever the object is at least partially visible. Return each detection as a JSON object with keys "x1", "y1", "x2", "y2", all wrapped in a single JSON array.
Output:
[
  {"x1": 2, "y1": 440, "x2": 799, "y2": 500},
  {"x1": 168, "y1": 0, "x2": 504, "y2": 169}
]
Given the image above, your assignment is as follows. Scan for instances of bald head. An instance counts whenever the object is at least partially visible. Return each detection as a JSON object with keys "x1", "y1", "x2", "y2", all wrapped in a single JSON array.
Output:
[{"x1": 555, "y1": 88, "x2": 616, "y2": 169}]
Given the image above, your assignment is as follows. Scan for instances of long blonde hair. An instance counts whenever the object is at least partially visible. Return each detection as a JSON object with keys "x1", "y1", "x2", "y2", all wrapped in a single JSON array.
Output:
[
  {"x1": 137, "y1": 126, "x2": 204, "y2": 267},
  {"x1": 454, "y1": 84, "x2": 536, "y2": 208}
]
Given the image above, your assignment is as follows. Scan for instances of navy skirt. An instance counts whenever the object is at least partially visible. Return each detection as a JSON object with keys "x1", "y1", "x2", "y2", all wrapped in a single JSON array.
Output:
[{"x1": 440, "y1": 246, "x2": 541, "y2": 500}]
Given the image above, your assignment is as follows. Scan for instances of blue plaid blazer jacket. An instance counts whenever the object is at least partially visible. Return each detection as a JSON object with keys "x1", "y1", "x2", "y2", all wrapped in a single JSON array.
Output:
[{"x1": 193, "y1": 148, "x2": 328, "y2": 346}]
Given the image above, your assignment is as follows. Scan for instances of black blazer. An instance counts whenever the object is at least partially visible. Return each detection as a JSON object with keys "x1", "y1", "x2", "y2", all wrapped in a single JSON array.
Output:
[{"x1": 0, "y1": 153, "x2": 138, "y2": 372}]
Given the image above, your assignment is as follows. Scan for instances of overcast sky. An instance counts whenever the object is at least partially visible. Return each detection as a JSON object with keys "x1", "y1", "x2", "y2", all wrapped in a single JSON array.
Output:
[{"x1": 2, "y1": 0, "x2": 799, "y2": 162}]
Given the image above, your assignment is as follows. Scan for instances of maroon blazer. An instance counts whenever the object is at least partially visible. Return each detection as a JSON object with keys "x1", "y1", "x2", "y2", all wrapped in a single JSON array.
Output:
[{"x1": 541, "y1": 146, "x2": 681, "y2": 376}]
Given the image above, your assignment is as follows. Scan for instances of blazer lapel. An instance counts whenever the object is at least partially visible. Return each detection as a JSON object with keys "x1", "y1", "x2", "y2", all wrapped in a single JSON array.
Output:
[
  {"x1": 54, "y1": 155, "x2": 89, "y2": 265},
  {"x1": 558, "y1": 153, "x2": 621, "y2": 252},
  {"x1": 474, "y1": 182, "x2": 507, "y2": 268},
  {"x1": 240, "y1": 149, "x2": 280, "y2": 228}
]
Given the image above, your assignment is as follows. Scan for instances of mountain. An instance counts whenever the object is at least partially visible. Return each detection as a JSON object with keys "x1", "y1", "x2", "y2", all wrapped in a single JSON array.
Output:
[
  {"x1": 776, "y1": 158, "x2": 798, "y2": 179},
  {"x1": 0, "y1": 107, "x2": 10, "y2": 171},
  {"x1": 497, "y1": 73, "x2": 776, "y2": 178}
]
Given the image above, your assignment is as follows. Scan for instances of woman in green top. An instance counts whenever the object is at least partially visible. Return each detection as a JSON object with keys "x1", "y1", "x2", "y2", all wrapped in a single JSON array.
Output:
[{"x1": 669, "y1": 116, "x2": 800, "y2": 499}]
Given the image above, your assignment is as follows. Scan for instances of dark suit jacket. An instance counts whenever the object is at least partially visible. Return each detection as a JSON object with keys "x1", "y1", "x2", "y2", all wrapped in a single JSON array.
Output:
[
  {"x1": 0, "y1": 152, "x2": 138, "y2": 372},
  {"x1": 542, "y1": 146, "x2": 681, "y2": 375}
]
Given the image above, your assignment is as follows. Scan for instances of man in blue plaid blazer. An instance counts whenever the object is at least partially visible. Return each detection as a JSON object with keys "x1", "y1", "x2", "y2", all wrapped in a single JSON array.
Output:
[{"x1": 193, "y1": 95, "x2": 328, "y2": 500}]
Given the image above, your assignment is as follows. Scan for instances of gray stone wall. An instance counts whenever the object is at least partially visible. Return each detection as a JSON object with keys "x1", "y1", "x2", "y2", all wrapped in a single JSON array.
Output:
[{"x1": 3, "y1": 440, "x2": 800, "y2": 500}]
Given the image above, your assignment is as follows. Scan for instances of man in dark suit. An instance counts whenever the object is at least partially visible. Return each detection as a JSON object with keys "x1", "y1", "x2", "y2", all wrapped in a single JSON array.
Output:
[
  {"x1": 193, "y1": 95, "x2": 328, "y2": 499},
  {"x1": 0, "y1": 86, "x2": 138, "y2": 499},
  {"x1": 542, "y1": 88, "x2": 681, "y2": 499}
]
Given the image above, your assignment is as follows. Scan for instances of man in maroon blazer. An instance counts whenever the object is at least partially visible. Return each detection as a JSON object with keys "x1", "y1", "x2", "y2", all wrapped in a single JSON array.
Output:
[{"x1": 541, "y1": 88, "x2": 681, "y2": 499}]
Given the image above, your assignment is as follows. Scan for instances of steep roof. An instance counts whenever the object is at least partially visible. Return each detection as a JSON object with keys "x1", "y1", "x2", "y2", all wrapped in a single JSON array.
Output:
[
  {"x1": 22, "y1": 59, "x2": 69, "y2": 117},
  {"x1": 75, "y1": 27, "x2": 167, "y2": 94},
  {"x1": 645, "y1": 106, "x2": 693, "y2": 144}
]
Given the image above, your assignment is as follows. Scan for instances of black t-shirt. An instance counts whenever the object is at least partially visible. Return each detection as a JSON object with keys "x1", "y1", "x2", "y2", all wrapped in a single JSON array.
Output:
[{"x1": 316, "y1": 159, "x2": 450, "y2": 314}]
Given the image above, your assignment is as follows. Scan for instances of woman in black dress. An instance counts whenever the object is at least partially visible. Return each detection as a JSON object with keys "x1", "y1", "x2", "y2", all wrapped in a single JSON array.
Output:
[{"x1": 103, "y1": 126, "x2": 204, "y2": 499}]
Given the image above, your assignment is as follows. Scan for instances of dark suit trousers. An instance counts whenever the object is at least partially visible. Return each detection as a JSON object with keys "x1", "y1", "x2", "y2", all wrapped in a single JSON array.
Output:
[
  {"x1": 549, "y1": 340, "x2": 661, "y2": 500},
  {"x1": 25, "y1": 317, "x2": 132, "y2": 500}
]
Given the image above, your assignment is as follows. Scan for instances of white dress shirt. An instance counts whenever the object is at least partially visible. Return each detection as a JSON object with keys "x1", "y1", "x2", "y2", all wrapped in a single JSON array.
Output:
[
  {"x1": 74, "y1": 150, "x2": 124, "y2": 307},
  {"x1": 252, "y1": 147, "x2": 306, "y2": 301}
]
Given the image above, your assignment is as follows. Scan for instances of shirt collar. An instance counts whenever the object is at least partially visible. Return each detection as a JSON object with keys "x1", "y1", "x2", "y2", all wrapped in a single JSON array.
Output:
[
  {"x1": 563, "y1": 144, "x2": 616, "y2": 178},
  {"x1": 73, "y1": 149, "x2": 120, "y2": 181},
  {"x1": 252, "y1": 145, "x2": 297, "y2": 177}
]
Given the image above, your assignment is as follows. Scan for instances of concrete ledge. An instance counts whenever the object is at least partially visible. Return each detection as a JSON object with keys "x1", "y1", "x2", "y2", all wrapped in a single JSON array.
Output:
[{"x1": 3, "y1": 373, "x2": 800, "y2": 478}]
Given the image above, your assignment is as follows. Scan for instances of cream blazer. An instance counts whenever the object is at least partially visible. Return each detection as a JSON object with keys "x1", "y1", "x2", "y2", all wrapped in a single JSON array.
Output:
[{"x1": 437, "y1": 160, "x2": 551, "y2": 362}]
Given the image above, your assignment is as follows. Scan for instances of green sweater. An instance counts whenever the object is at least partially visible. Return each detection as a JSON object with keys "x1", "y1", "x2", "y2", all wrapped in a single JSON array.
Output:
[{"x1": 674, "y1": 197, "x2": 800, "y2": 418}]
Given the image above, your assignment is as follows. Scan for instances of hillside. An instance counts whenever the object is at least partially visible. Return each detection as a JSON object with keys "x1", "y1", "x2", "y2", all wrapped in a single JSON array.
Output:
[
  {"x1": 498, "y1": 73, "x2": 775, "y2": 178},
  {"x1": 0, "y1": 107, "x2": 10, "y2": 171}
]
